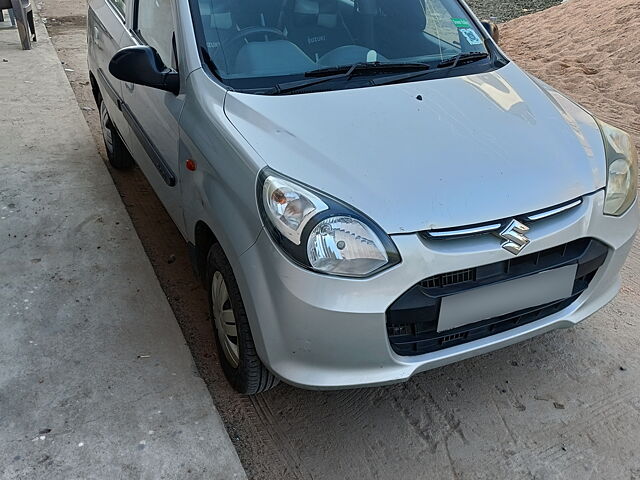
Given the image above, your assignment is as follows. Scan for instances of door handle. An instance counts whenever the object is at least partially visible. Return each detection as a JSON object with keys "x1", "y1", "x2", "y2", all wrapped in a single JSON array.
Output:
[{"x1": 93, "y1": 26, "x2": 103, "y2": 49}]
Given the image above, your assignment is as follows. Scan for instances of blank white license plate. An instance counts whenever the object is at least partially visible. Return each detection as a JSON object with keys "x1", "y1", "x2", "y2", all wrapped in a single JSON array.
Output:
[{"x1": 437, "y1": 264, "x2": 578, "y2": 333}]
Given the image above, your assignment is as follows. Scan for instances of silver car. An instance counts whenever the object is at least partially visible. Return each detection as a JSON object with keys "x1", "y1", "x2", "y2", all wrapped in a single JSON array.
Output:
[{"x1": 87, "y1": 0, "x2": 639, "y2": 394}]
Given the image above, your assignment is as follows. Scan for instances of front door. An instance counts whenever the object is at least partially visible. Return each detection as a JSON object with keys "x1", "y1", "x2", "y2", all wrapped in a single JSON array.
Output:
[{"x1": 121, "y1": 0, "x2": 185, "y2": 235}]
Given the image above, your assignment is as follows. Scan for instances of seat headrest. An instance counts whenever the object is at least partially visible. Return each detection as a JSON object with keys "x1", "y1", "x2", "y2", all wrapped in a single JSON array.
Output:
[
  {"x1": 379, "y1": 0, "x2": 427, "y2": 31},
  {"x1": 292, "y1": 0, "x2": 339, "y2": 29}
]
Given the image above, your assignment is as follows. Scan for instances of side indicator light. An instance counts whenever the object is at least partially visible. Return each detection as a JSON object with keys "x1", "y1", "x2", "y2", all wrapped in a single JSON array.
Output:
[{"x1": 186, "y1": 159, "x2": 197, "y2": 171}]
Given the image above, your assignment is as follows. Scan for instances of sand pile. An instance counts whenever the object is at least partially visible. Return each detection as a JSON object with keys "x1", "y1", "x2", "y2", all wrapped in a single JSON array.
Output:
[
  {"x1": 500, "y1": 0, "x2": 640, "y2": 150},
  {"x1": 467, "y1": 0, "x2": 563, "y2": 22}
]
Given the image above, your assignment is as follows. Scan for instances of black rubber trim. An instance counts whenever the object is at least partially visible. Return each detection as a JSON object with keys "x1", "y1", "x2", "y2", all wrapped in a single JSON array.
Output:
[
  {"x1": 97, "y1": 68, "x2": 121, "y2": 110},
  {"x1": 387, "y1": 238, "x2": 609, "y2": 356},
  {"x1": 119, "y1": 101, "x2": 177, "y2": 187},
  {"x1": 391, "y1": 295, "x2": 581, "y2": 356},
  {"x1": 97, "y1": 68, "x2": 176, "y2": 187}
]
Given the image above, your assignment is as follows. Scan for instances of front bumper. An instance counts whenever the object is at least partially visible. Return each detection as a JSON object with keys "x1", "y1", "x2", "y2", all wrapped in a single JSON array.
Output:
[{"x1": 237, "y1": 190, "x2": 638, "y2": 389}]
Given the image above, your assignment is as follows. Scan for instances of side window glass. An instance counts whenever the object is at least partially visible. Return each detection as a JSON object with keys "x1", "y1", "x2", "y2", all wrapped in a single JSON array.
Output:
[
  {"x1": 135, "y1": 0, "x2": 176, "y2": 67},
  {"x1": 108, "y1": 0, "x2": 126, "y2": 18}
]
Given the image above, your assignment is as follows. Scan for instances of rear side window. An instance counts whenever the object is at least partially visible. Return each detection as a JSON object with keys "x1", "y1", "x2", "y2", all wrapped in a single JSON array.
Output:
[
  {"x1": 108, "y1": 0, "x2": 125, "y2": 18},
  {"x1": 135, "y1": 0, "x2": 176, "y2": 67}
]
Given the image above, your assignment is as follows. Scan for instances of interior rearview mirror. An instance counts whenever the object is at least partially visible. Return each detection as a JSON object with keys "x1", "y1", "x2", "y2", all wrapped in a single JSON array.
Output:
[
  {"x1": 481, "y1": 20, "x2": 500, "y2": 44},
  {"x1": 109, "y1": 45, "x2": 179, "y2": 95}
]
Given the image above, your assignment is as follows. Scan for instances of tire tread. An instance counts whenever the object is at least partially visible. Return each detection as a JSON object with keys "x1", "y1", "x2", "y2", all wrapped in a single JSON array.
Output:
[
  {"x1": 99, "y1": 97, "x2": 134, "y2": 170},
  {"x1": 207, "y1": 244, "x2": 279, "y2": 395}
]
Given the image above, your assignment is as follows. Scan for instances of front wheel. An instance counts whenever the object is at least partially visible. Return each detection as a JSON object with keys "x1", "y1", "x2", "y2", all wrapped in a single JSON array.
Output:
[
  {"x1": 207, "y1": 243, "x2": 279, "y2": 394},
  {"x1": 99, "y1": 98, "x2": 134, "y2": 170}
]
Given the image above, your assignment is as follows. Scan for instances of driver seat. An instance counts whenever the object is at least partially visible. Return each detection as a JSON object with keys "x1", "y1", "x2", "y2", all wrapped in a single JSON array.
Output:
[
  {"x1": 199, "y1": 0, "x2": 283, "y2": 71},
  {"x1": 198, "y1": 0, "x2": 241, "y2": 50},
  {"x1": 375, "y1": 0, "x2": 438, "y2": 58},
  {"x1": 198, "y1": 0, "x2": 282, "y2": 47},
  {"x1": 281, "y1": 0, "x2": 354, "y2": 61}
]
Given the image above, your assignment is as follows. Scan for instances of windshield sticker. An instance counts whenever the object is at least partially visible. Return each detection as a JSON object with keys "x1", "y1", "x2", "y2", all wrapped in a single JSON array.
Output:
[
  {"x1": 451, "y1": 18, "x2": 471, "y2": 28},
  {"x1": 459, "y1": 28, "x2": 483, "y2": 45}
]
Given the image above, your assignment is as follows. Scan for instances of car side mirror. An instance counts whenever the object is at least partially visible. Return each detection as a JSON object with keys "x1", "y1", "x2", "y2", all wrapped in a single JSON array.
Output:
[
  {"x1": 481, "y1": 20, "x2": 500, "y2": 44},
  {"x1": 109, "y1": 45, "x2": 179, "y2": 95}
]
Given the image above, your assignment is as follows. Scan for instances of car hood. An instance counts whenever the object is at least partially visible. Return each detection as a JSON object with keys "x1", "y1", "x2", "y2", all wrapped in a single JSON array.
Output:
[{"x1": 224, "y1": 62, "x2": 606, "y2": 233}]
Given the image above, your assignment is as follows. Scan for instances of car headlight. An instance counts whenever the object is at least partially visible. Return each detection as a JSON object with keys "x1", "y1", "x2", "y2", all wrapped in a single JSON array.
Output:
[
  {"x1": 258, "y1": 170, "x2": 401, "y2": 277},
  {"x1": 597, "y1": 119, "x2": 638, "y2": 216}
]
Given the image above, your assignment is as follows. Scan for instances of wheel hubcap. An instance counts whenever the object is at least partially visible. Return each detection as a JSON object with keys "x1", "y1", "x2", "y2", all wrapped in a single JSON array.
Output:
[
  {"x1": 99, "y1": 101, "x2": 114, "y2": 155},
  {"x1": 211, "y1": 271, "x2": 239, "y2": 368}
]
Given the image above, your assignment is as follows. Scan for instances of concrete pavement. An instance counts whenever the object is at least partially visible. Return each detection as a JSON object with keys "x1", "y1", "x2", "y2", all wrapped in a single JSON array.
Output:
[{"x1": 0, "y1": 14, "x2": 246, "y2": 480}]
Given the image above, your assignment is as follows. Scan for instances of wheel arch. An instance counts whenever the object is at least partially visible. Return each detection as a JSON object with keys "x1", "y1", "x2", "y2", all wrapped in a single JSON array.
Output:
[
  {"x1": 192, "y1": 220, "x2": 218, "y2": 287},
  {"x1": 89, "y1": 71, "x2": 101, "y2": 106}
]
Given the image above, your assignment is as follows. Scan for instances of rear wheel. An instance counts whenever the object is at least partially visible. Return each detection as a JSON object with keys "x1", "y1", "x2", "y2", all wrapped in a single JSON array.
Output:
[
  {"x1": 99, "y1": 98, "x2": 134, "y2": 170},
  {"x1": 207, "y1": 243, "x2": 279, "y2": 394}
]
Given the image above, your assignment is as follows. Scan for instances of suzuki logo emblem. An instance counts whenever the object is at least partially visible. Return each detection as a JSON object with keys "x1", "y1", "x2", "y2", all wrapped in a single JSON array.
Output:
[{"x1": 499, "y1": 219, "x2": 530, "y2": 255}]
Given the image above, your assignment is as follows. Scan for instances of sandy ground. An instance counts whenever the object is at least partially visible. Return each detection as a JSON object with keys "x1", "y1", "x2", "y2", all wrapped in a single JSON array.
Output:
[
  {"x1": 466, "y1": 0, "x2": 562, "y2": 22},
  {"x1": 37, "y1": 0, "x2": 640, "y2": 478},
  {"x1": 500, "y1": 0, "x2": 640, "y2": 147}
]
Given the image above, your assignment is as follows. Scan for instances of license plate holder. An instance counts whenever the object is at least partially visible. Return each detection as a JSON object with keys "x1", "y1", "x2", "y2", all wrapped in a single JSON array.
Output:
[{"x1": 437, "y1": 264, "x2": 578, "y2": 333}]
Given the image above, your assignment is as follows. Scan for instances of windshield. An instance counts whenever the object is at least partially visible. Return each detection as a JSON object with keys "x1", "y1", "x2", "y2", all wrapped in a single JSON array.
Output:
[{"x1": 192, "y1": 0, "x2": 493, "y2": 90}]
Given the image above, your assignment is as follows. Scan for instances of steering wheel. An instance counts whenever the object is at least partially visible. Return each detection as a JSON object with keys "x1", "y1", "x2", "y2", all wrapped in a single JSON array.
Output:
[{"x1": 212, "y1": 26, "x2": 287, "y2": 69}]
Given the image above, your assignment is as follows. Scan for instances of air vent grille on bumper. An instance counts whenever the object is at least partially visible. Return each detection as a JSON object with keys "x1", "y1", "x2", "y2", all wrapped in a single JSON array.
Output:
[{"x1": 386, "y1": 238, "x2": 608, "y2": 356}]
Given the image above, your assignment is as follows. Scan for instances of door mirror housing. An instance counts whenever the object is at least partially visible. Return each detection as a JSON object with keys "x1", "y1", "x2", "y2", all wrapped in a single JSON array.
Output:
[
  {"x1": 481, "y1": 20, "x2": 500, "y2": 44},
  {"x1": 109, "y1": 45, "x2": 180, "y2": 95}
]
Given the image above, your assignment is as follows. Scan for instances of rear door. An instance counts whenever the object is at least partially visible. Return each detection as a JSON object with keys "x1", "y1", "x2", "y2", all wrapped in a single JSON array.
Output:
[
  {"x1": 87, "y1": 0, "x2": 129, "y2": 135},
  {"x1": 120, "y1": 0, "x2": 185, "y2": 234}
]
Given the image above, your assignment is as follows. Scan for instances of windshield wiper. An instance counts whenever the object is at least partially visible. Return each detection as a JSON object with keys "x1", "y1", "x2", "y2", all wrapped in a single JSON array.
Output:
[
  {"x1": 436, "y1": 51, "x2": 490, "y2": 68},
  {"x1": 370, "y1": 52, "x2": 489, "y2": 87},
  {"x1": 264, "y1": 62, "x2": 430, "y2": 95},
  {"x1": 304, "y1": 61, "x2": 431, "y2": 77}
]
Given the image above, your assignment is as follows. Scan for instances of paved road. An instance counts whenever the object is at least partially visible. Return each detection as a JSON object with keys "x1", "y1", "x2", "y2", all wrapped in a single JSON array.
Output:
[
  {"x1": 40, "y1": 0, "x2": 640, "y2": 479},
  {"x1": 0, "y1": 13, "x2": 245, "y2": 480}
]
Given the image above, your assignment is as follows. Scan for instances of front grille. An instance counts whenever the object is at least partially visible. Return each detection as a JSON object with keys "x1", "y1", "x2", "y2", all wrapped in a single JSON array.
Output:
[
  {"x1": 386, "y1": 238, "x2": 608, "y2": 356},
  {"x1": 423, "y1": 198, "x2": 583, "y2": 239},
  {"x1": 422, "y1": 268, "x2": 475, "y2": 289}
]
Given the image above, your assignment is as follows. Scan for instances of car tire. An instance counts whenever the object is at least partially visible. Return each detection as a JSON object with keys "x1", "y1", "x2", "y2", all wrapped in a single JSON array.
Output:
[
  {"x1": 207, "y1": 243, "x2": 279, "y2": 394},
  {"x1": 99, "y1": 97, "x2": 134, "y2": 170}
]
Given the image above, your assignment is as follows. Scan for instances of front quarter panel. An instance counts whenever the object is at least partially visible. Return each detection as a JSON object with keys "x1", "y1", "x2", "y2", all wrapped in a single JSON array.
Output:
[{"x1": 179, "y1": 69, "x2": 265, "y2": 261}]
